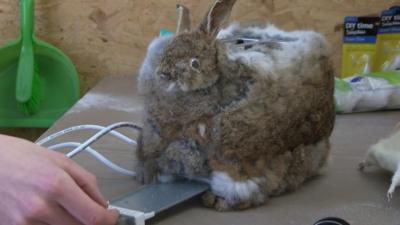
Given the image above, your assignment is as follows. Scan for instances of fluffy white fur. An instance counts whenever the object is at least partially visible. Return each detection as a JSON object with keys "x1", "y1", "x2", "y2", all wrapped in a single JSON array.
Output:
[
  {"x1": 217, "y1": 23, "x2": 329, "y2": 79},
  {"x1": 158, "y1": 173, "x2": 177, "y2": 183},
  {"x1": 198, "y1": 123, "x2": 206, "y2": 137},
  {"x1": 210, "y1": 171, "x2": 266, "y2": 205},
  {"x1": 309, "y1": 138, "x2": 330, "y2": 173},
  {"x1": 360, "y1": 129, "x2": 400, "y2": 201}
]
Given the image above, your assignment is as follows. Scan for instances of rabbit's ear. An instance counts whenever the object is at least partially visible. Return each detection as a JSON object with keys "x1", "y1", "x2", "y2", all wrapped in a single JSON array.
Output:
[
  {"x1": 199, "y1": 0, "x2": 236, "y2": 36},
  {"x1": 176, "y1": 4, "x2": 191, "y2": 33}
]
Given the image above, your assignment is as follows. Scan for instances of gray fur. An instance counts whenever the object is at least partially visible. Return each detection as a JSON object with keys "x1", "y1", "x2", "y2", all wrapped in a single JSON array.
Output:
[{"x1": 138, "y1": 35, "x2": 174, "y2": 95}]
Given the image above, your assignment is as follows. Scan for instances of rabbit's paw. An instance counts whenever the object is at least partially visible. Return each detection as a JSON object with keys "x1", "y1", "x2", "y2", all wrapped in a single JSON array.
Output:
[
  {"x1": 135, "y1": 160, "x2": 158, "y2": 184},
  {"x1": 202, "y1": 191, "x2": 252, "y2": 211},
  {"x1": 202, "y1": 171, "x2": 266, "y2": 211}
]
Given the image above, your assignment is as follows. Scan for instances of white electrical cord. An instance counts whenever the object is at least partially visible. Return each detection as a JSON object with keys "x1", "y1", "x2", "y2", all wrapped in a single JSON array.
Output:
[
  {"x1": 66, "y1": 122, "x2": 142, "y2": 158},
  {"x1": 38, "y1": 122, "x2": 211, "y2": 184},
  {"x1": 36, "y1": 124, "x2": 137, "y2": 146},
  {"x1": 48, "y1": 142, "x2": 136, "y2": 177},
  {"x1": 37, "y1": 122, "x2": 141, "y2": 177}
]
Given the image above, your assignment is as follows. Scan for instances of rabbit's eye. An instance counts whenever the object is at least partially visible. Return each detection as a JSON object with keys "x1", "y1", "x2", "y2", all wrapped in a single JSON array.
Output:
[{"x1": 190, "y1": 58, "x2": 200, "y2": 70}]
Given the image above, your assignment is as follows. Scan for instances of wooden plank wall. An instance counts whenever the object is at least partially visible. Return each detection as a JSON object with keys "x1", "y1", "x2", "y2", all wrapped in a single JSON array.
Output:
[{"x1": 0, "y1": 0, "x2": 398, "y2": 139}]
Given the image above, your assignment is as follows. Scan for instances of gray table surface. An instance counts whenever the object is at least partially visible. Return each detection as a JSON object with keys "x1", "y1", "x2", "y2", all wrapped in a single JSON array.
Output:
[{"x1": 39, "y1": 76, "x2": 400, "y2": 225}]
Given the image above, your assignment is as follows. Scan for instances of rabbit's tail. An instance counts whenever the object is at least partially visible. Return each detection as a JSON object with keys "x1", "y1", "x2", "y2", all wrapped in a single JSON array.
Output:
[{"x1": 207, "y1": 137, "x2": 331, "y2": 205}]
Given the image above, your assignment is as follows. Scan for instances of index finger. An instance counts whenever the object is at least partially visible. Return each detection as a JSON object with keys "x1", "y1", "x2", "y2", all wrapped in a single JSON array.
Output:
[
  {"x1": 56, "y1": 172, "x2": 119, "y2": 225},
  {"x1": 50, "y1": 151, "x2": 108, "y2": 207}
]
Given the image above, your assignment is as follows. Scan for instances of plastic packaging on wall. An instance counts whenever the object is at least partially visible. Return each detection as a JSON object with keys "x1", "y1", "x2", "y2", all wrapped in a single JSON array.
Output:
[
  {"x1": 374, "y1": 6, "x2": 400, "y2": 72},
  {"x1": 335, "y1": 71, "x2": 400, "y2": 113},
  {"x1": 341, "y1": 16, "x2": 380, "y2": 77}
]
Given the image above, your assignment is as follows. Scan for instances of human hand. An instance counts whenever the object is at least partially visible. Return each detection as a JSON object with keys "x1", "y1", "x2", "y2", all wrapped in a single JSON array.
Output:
[{"x1": 0, "y1": 135, "x2": 119, "y2": 225}]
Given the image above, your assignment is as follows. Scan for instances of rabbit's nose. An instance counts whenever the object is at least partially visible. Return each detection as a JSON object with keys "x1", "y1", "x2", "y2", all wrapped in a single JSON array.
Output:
[{"x1": 175, "y1": 71, "x2": 185, "y2": 80}]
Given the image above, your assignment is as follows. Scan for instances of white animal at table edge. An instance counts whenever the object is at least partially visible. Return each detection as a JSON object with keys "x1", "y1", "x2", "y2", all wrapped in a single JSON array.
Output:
[{"x1": 359, "y1": 126, "x2": 400, "y2": 201}]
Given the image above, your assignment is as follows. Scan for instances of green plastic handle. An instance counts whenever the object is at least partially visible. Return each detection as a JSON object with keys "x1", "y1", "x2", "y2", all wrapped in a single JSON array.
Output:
[{"x1": 16, "y1": 0, "x2": 35, "y2": 103}]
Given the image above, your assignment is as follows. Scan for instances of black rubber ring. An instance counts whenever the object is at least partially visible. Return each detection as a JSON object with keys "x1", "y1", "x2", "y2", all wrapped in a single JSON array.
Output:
[{"x1": 314, "y1": 217, "x2": 350, "y2": 225}]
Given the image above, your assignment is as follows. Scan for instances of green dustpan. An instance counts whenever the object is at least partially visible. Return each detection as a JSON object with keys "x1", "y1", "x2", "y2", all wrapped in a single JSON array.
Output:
[{"x1": 0, "y1": 0, "x2": 80, "y2": 128}]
